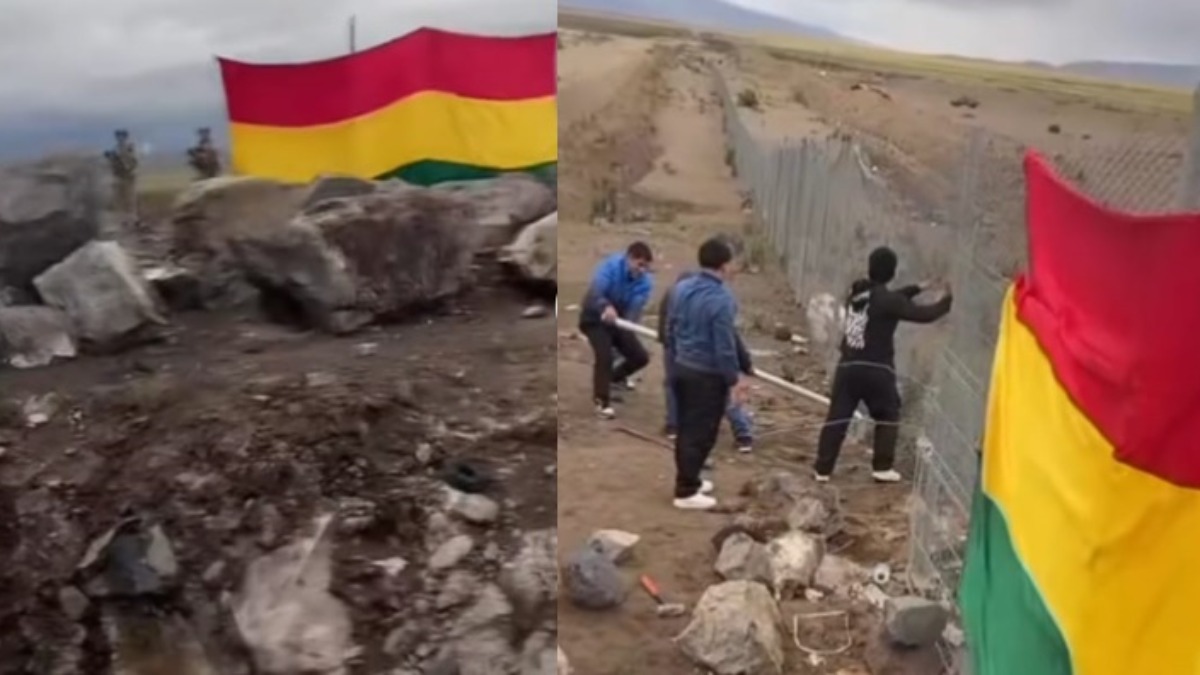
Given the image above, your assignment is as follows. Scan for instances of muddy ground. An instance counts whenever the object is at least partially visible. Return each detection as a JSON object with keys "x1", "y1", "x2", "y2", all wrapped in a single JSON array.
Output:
[{"x1": 0, "y1": 264, "x2": 555, "y2": 672}]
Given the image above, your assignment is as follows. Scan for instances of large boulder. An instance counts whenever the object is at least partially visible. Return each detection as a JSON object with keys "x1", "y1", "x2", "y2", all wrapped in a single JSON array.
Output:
[
  {"x1": 0, "y1": 157, "x2": 108, "y2": 292},
  {"x1": 229, "y1": 189, "x2": 478, "y2": 334},
  {"x1": 675, "y1": 580, "x2": 785, "y2": 674},
  {"x1": 34, "y1": 241, "x2": 166, "y2": 351},
  {"x1": 169, "y1": 176, "x2": 307, "y2": 307},
  {"x1": 426, "y1": 173, "x2": 556, "y2": 250}
]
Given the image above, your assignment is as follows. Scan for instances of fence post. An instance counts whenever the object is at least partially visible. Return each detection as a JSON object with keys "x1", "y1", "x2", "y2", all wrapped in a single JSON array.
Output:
[{"x1": 1179, "y1": 84, "x2": 1200, "y2": 210}]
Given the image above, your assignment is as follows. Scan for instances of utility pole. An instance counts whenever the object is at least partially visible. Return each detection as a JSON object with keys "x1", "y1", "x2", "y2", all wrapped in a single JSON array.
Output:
[{"x1": 348, "y1": 15, "x2": 357, "y2": 54}]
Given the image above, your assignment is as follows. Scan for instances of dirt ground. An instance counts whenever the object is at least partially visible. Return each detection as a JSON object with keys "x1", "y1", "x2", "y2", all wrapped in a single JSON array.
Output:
[
  {"x1": 556, "y1": 30, "x2": 916, "y2": 675},
  {"x1": 0, "y1": 262, "x2": 555, "y2": 672}
]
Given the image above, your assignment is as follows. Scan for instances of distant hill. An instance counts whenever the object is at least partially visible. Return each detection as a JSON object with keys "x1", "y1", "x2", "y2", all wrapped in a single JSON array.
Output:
[
  {"x1": 560, "y1": 0, "x2": 845, "y2": 40},
  {"x1": 563, "y1": 0, "x2": 1200, "y2": 90},
  {"x1": 1058, "y1": 61, "x2": 1200, "y2": 90}
]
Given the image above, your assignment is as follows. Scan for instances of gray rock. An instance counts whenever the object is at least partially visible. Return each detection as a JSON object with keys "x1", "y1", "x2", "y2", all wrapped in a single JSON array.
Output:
[
  {"x1": 884, "y1": 596, "x2": 949, "y2": 648},
  {"x1": 785, "y1": 496, "x2": 830, "y2": 534},
  {"x1": 587, "y1": 529, "x2": 640, "y2": 565},
  {"x1": 169, "y1": 176, "x2": 306, "y2": 308},
  {"x1": 0, "y1": 156, "x2": 107, "y2": 291},
  {"x1": 766, "y1": 531, "x2": 824, "y2": 598},
  {"x1": 499, "y1": 529, "x2": 558, "y2": 623},
  {"x1": 301, "y1": 175, "x2": 377, "y2": 209},
  {"x1": 34, "y1": 241, "x2": 166, "y2": 351},
  {"x1": 446, "y1": 584, "x2": 519, "y2": 675},
  {"x1": 58, "y1": 585, "x2": 90, "y2": 621},
  {"x1": 453, "y1": 627, "x2": 518, "y2": 675},
  {"x1": 232, "y1": 188, "x2": 479, "y2": 333},
  {"x1": 436, "y1": 570, "x2": 479, "y2": 610},
  {"x1": 499, "y1": 211, "x2": 556, "y2": 284},
  {"x1": 812, "y1": 554, "x2": 870, "y2": 595},
  {"x1": 429, "y1": 535, "x2": 475, "y2": 570},
  {"x1": 715, "y1": 532, "x2": 773, "y2": 586},
  {"x1": 675, "y1": 580, "x2": 785, "y2": 674},
  {"x1": 563, "y1": 545, "x2": 625, "y2": 610},
  {"x1": 0, "y1": 305, "x2": 76, "y2": 368},
  {"x1": 143, "y1": 265, "x2": 203, "y2": 312},
  {"x1": 451, "y1": 583, "x2": 514, "y2": 635},
  {"x1": 78, "y1": 519, "x2": 179, "y2": 598},
  {"x1": 517, "y1": 630, "x2": 558, "y2": 675},
  {"x1": 447, "y1": 491, "x2": 501, "y2": 525},
  {"x1": 426, "y1": 173, "x2": 556, "y2": 250}
]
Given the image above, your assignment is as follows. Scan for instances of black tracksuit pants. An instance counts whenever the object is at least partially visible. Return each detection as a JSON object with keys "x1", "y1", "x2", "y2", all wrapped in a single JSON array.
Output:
[
  {"x1": 671, "y1": 363, "x2": 729, "y2": 498},
  {"x1": 814, "y1": 361, "x2": 901, "y2": 475},
  {"x1": 580, "y1": 320, "x2": 650, "y2": 407}
]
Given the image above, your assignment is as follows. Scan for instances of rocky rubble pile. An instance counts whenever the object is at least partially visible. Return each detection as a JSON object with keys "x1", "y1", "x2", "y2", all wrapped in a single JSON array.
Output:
[
  {"x1": 0, "y1": 161, "x2": 558, "y2": 368},
  {"x1": 0, "y1": 371, "x2": 559, "y2": 673},
  {"x1": 573, "y1": 470, "x2": 959, "y2": 674}
]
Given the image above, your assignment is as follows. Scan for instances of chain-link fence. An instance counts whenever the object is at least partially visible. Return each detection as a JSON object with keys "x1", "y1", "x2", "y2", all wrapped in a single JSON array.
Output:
[
  {"x1": 716, "y1": 68, "x2": 1198, "y2": 672},
  {"x1": 713, "y1": 74, "x2": 952, "y2": 433}
]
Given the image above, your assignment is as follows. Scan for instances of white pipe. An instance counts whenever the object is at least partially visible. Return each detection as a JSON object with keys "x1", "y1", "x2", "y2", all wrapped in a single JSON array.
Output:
[{"x1": 612, "y1": 317, "x2": 842, "y2": 410}]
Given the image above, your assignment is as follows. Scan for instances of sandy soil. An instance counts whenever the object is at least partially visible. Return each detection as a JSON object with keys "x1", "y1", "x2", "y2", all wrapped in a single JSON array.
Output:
[
  {"x1": 0, "y1": 267, "x2": 555, "y2": 672},
  {"x1": 556, "y1": 29, "x2": 914, "y2": 675}
]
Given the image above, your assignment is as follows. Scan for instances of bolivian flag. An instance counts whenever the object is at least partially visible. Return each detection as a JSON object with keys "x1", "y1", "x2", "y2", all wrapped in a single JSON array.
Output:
[
  {"x1": 217, "y1": 28, "x2": 556, "y2": 185},
  {"x1": 960, "y1": 152, "x2": 1200, "y2": 674}
]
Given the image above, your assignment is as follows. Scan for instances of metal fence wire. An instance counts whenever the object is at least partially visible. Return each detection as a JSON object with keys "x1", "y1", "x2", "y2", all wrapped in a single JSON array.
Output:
[{"x1": 714, "y1": 69, "x2": 1197, "y2": 672}]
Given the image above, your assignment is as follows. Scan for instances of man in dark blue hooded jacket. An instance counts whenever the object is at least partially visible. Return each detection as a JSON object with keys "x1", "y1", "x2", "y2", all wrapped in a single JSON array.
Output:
[{"x1": 578, "y1": 241, "x2": 655, "y2": 418}]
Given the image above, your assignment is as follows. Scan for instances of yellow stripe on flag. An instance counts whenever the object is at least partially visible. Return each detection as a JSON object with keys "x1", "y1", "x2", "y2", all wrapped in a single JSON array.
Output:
[
  {"x1": 984, "y1": 289, "x2": 1200, "y2": 675},
  {"x1": 227, "y1": 92, "x2": 557, "y2": 183}
]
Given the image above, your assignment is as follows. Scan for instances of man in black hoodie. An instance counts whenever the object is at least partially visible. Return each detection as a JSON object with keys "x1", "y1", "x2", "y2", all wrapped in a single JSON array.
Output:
[{"x1": 813, "y1": 246, "x2": 952, "y2": 483}]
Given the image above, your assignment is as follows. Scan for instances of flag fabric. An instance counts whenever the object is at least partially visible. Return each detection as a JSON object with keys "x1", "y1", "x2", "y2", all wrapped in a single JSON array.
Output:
[
  {"x1": 217, "y1": 28, "x2": 556, "y2": 185},
  {"x1": 960, "y1": 152, "x2": 1200, "y2": 674}
]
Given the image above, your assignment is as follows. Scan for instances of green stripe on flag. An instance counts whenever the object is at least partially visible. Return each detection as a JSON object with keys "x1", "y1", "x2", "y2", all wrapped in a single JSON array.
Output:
[{"x1": 960, "y1": 486, "x2": 1073, "y2": 675}]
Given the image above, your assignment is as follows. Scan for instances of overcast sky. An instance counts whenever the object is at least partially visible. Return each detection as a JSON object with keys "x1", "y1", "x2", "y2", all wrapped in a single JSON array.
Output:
[
  {"x1": 736, "y1": 0, "x2": 1200, "y2": 65},
  {"x1": 0, "y1": 0, "x2": 1196, "y2": 158},
  {"x1": 0, "y1": 0, "x2": 554, "y2": 157}
]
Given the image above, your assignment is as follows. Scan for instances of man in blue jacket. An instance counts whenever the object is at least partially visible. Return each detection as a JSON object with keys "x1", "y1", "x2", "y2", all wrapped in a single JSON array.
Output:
[
  {"x1": 658, "y1": 265, "x2": 755, "y2": 453},
  {"x1": 667, "y1": 237, "x2": 747, "y2": 511},
  {"x1": 579, "y1": 241, "x2": 655, "y2": 419}
]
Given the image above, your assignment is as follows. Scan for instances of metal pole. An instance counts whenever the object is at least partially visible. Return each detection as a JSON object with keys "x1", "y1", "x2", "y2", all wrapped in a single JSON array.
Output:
[
  {"x1": 348, "y1": 16, "x2": 358, "y2": 54},
  {"x1": 612, "y1": 317, "x2": 854, "y2": 413}
]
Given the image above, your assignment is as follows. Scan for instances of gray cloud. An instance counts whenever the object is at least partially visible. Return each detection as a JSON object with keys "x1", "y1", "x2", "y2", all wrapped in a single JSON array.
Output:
[
  {"x1": 0, "y1": 0, "x2": 554, "y2": 158},
  {"x1": 735, "y1": 0, "x2": 1200, "y2": 64}
]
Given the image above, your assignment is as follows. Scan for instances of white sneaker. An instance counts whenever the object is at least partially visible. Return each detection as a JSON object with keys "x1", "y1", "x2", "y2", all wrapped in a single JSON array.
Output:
[
  {"x1": 872, "y1": 469, "x2": 903, "y2": 483},
  {"x1": 814, "y1": 472, "x2": 831, "y2": 483},
  {"x1": 736, "y1": 443, "x2": 754, "y2": 454},
  {"x1": 596, "y1": 405, "x2": 615, "y2": 420},
  {"x1": 700, "y1": 479, "x2": 714, "y2": 494},
  {"x1": 673, "y1": 493, "x2": 718, "y2": 511}
]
